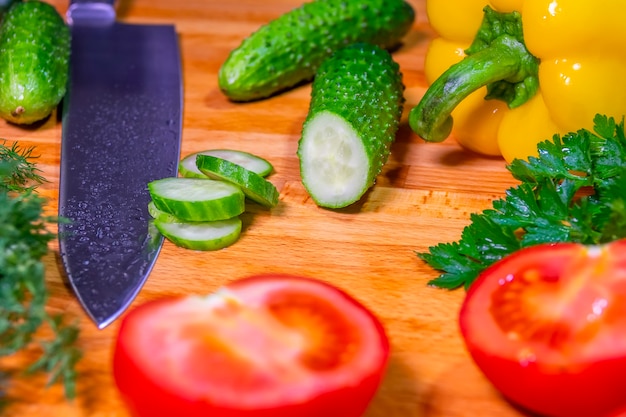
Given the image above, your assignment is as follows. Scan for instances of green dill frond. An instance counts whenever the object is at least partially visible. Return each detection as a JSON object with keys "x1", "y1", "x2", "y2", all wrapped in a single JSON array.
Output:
[
  {"x1": 0, "y1": 141, "x2": 81, "y2": 399},
  {"x1": 0, "y1": 140, "x2": 46, "y2": 192}
]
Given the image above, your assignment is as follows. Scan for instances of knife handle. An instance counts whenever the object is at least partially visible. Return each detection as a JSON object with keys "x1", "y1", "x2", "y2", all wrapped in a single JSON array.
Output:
[{"x1": 67, "y1": 0, "x2": 116, "y2": 27}]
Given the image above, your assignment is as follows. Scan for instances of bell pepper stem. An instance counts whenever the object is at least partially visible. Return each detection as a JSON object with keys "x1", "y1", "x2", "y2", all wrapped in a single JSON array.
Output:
[
  {"x1": 409, "y1": 38, "x2": 526, "y2": 143},
  {"x1": 410, "y1": 6, "x2": 540, "y2": 143}
]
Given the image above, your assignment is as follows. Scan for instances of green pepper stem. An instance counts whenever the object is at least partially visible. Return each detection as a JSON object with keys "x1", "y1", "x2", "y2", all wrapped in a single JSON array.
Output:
[
  {"x1": 409, "y1": 5, "x2": 540, "y2": 143},
  {"x1": 409, "y1": 37, "x2": 527, "y2": 143}
]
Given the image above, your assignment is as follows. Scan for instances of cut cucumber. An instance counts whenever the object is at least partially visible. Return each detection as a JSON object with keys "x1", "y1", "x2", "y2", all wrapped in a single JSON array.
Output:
[
  {"x1": 297, "y1": 43, "x2": 405, "y2": 208},
  {"x1": 179, "y1": 149, "x2": 273, "y2": 179},
  {"x1": 148, "y1": 177, "x2": 245, "y2": 222},
  {"x1": 196, "y1": 155, "x2": 279, "y2": 208},
  {"x1": 148, "y1": 201, "x2": 179, "y2": 223},
  {"x1": 154, "y1": 217, "x2": 242, "y2": 251}
]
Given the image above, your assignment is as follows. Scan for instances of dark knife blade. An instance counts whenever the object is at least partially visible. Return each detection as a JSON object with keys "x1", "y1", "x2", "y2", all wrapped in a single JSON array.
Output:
[{"x1": 58, "y1": 1, "x2": 183, "y2": 329}]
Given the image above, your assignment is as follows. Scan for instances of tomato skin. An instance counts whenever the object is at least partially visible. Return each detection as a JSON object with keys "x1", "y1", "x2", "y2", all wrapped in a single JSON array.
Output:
[
  {"x1": 113, "y1": 274, "x2": 389, "y2": 417},
  {"x1": 115, "y1": 347, "x2": 385, "y2": 417},
  {"x1": 606, "y1": 406, "x2": 626, "y2": 417},
  {"x1": 466, "y1": 343, "x2": 626, "y2": 417},
  {"x1": 460, "y1": 241, "x2": 626, "y2": 417}
]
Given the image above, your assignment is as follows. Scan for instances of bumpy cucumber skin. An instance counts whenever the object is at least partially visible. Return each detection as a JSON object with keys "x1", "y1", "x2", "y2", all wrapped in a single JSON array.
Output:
[
  {"x1": 0, "y1": 1, "x2": 70, "y2": 124},
  {"x1": 297, "y1": 43, "x2": 405, "y2": 208},
  {"x1": 218, "y1": 0, "x2": 415, "y2": 102}
]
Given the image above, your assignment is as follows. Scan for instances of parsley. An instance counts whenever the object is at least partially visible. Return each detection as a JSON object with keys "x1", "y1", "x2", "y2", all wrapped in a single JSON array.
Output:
[
  {"x1": 0, "y1": 141, "x2": 81, "y2": 399},
  {"x1": 419, "y1": 114, "x2": 626, "y2": 290}
]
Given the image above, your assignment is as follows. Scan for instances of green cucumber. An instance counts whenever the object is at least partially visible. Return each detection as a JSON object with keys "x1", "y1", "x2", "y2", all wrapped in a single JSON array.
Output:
[
  {"x1": 297, "y1": 43, "x2": 405, "y2": 209},
  {"x1": 148, "y1": 177, "x2": 245, "y2": 222},
  {"x1": 218, "y1": 0, "x2": 415, "y2": 101},
  {"x1": 196, "y1": 155, "x2": 279, "y2": 208},
  {"x1": 149, "y1": 193, "x2": 243, "y2": 251},
  {"x1": 0, "y1": 1, "x2": 70, "y2": 124},
  {"x1": 179, "y1": 149, "x2": 273, "y2": 179},
  {"x1": 148, "y1": 201, "x2": 180, "y2": 223},
  {"x1": 154, "y1": 217, "x2": 242, "y2": 251}
]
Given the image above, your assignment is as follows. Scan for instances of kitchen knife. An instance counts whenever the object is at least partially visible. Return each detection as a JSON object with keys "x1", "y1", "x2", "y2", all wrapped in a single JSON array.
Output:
[{"x1": 58, "y1": 0, "x2": 183, "y2": 329}]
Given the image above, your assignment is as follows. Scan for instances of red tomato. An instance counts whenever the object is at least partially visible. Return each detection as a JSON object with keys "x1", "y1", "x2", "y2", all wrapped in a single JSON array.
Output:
[
  {"x1": 606, "y1": 408, "x2": 626, "y2": 417},
  {"x1": 113, "y1": 274, "x2": 389, "y2": 417},
  {"x1": 460, "y1": 240, "x2": 626, "y2": 417}
]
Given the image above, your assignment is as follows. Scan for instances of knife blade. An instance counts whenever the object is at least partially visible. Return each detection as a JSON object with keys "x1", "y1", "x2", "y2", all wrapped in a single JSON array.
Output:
[{"x1": 58, "y1": 0, "x2": 183, "y2": 329}]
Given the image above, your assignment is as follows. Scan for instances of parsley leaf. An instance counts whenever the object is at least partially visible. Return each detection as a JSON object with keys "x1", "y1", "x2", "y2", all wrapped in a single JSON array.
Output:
[
  {"x1": 418, "y1": 114, "x2": 626, "y2": 289},
  {"x1": 0, "y1": 141, "x2": 81, "y2": 399}
]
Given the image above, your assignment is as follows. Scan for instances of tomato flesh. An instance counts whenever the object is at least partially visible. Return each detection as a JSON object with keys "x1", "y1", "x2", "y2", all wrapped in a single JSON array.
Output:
[
  {"x1": 113, "y1": 274, "x2": 389, "y2": 417},
  {"x1": 460, "y1": 240, "x2": 626, "y2": 417}
]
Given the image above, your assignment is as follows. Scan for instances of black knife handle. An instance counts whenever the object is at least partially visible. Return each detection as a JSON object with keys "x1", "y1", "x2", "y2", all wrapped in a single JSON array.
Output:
[{"x1": 67, "y1": 0, "x2": 116, "y2": 27}]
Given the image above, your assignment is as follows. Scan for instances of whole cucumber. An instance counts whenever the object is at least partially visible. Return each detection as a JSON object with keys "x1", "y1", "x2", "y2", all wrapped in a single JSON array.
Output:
[
  {"x1": 0, "y1": 1, "x2": 70, "y2": 125},
  {"x1": 297, "y1": 43, "x2": 405, "y2": 208},
  {"x1": 218, "y1": 0, "x2": 415, "y2": 102}
]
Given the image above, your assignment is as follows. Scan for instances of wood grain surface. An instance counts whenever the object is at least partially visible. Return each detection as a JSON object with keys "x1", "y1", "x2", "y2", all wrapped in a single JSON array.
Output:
[{"x1": 1, "y1": 0, "x2": 532, "y2": 416}]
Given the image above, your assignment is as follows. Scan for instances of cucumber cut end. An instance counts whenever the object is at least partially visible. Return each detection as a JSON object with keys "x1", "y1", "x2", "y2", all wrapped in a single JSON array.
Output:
[{"x1": 298, "y1": 111, "x2": 370, "y2": 208}]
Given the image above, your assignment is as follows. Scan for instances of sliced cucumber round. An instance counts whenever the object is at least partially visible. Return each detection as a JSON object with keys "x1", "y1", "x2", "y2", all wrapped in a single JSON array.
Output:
[
  {"x1": 154, "y1": 217, "x2": 242, "y2": 251},
  {"x1": 148, "y1": 177, "x2": 245, "y2": 222},
  {"x1": 196, "y1": 155, "x2": 279, "y2": 208},
  {"x1": 148, "y1": 201, "x2": 179, "y2": 223},
  {"x1": 179, "y1": 149, "x2": 273, "y2": 178}
]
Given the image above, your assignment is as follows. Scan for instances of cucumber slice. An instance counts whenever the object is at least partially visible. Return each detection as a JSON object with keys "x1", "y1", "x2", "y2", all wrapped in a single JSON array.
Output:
[
  {"x1": 154, "y1": 217, "x2": 242, "y2": 251},
  {"x1": 179, "y1": 149, "x2": 273, "y2": 178},
  {"x1": 196, "y1": 155, "x2": 279, "y2": 208},
  {"x1": 148, "y1": 201, "x2": 179, "y2": 223},
  {"x1": 297, "y1": 43, "x2": 404, "y2": 208},
  {"x1": 148, "y1": 177, "x2": 245, "y2": 222}
]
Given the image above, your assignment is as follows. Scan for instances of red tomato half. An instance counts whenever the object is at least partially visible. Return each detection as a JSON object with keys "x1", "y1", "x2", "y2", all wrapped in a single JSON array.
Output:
[
  {"x1": 607, "y1": 408, "x2": 626, "y2": 417},
  {"x1": 113, "y1": 274, "x2": 389, "y2": 417},
  {"x1": 460, "y1": 240, "x2": 626, "y2": 417}
]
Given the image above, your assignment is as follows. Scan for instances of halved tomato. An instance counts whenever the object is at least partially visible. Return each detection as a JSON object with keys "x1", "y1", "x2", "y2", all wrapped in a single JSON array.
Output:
[
  {"x1": 113, "y1": 274, "x2": 389, "y2": 417},
  {"x1": 460, "y1": 240, "x2": 626, "y2": 417}
]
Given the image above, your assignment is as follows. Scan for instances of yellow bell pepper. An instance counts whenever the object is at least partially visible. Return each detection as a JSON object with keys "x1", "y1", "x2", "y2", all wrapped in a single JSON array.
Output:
[{"x1": 410, "y1": 0, "x2": 626, "y2": 162}]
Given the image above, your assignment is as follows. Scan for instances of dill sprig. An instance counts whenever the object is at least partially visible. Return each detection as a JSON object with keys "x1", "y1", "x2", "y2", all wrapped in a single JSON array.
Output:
[
  {"x1": 0, "y1": 140, "x2": 46, "y2": 192},
  {"x1": 0, "y1": 140, "x2": 81, "y2": 399},
  {"x1": 419, "y1": 114, "x2": 626, "y2": 289}
]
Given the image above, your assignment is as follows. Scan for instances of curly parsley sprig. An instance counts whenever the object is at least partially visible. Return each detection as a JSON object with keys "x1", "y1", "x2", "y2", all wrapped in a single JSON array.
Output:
[
  {"x1": 0, "y1": 141, "x2": 81, "y2": 399},
  {"x1": 419, "y1": 114, "x2": 626, "y2": 290}
]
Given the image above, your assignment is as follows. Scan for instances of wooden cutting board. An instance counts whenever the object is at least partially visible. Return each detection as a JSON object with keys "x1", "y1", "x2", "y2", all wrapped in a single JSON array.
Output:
[{"x1": 0, "y1": 0, "x2": 531, "y2": 416}]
